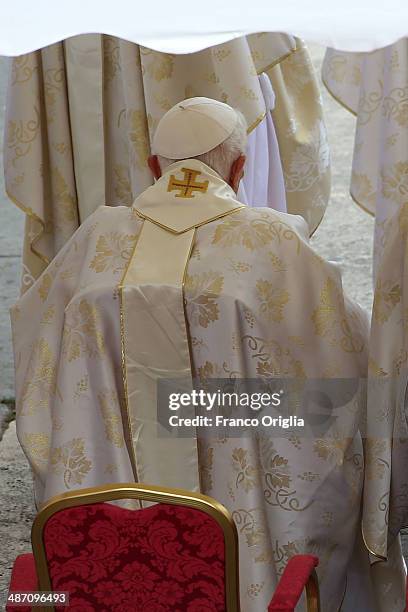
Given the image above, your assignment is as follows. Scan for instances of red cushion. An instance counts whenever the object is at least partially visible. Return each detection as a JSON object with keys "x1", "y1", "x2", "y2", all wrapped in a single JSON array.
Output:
[
  {"x1": 6, "y1": 553, "x2": 37, "y2": 612},
  {"x1": 43, "y1": 502, "x2": 226, "y2": 611},
  {"x1": 268, "y1": 554, "x2": 319, "y2": 611}
]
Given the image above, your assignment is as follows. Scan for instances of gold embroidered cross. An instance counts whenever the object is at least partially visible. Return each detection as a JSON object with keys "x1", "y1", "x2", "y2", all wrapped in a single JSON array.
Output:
[{"x1": 167, "y1": 168, "x2": 209, "y2": 198}]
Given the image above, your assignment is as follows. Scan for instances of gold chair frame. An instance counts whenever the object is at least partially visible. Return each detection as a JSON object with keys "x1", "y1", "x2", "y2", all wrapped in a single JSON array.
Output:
[
  {"x1": 31, "y1": 483, "x2": 240, "y2": 612},
  {"x1": 305, "y1": 569, "x2": 320, "y2": 612}
]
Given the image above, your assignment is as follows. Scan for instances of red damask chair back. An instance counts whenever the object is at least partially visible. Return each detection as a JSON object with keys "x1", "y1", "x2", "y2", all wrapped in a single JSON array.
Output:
[{"x1": 31, "y1": 483, "x2": 239, "y2": 612}]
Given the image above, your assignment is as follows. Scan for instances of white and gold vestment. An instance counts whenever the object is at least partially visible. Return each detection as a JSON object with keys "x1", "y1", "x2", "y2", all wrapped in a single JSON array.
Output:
[{"x1": 12, "y1": 160, "x2": 402, "y2": 610}]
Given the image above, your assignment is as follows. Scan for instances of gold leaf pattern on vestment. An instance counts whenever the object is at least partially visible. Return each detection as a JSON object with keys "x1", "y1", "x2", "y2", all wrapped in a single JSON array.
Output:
[
  {"x1": 62, "y1": 299, "x2": 105, "y2": 362},
  {"x1": 184, "y1": 271, "x2": 224, "y2": 328},
  {"x1": 50, "y1": 438, "x2": 92, "y2": 489},
  {"x1": 38, "y1": 273, "x2": 52, "y2": 302},
  {"x1": 20, "y1": 338, "x2": 57, "y2": 415},
  {"x1": 256, "y1": 279, "x2": 289, "y2": 322},
  {"x1": 372, "y1": 280, "x2": 401, "y2": 324},
  {"x1": 90, "y1": 232, "x2": 138, "y2": 273},
  {"x1": 232, "y1": 448, "x2": 259, "y2": 492},
  {"x1": 212, "y1": 215, "x2": 300, "y2": 252},
  {"x1": 98, "y1": 390, "x2": 125, "y2": 448}
]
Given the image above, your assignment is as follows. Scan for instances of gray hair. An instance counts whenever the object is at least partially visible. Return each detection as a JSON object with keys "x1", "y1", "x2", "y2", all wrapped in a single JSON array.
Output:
[{"x1": 157, "y1": 109, "x2": 247, "y2": 182}]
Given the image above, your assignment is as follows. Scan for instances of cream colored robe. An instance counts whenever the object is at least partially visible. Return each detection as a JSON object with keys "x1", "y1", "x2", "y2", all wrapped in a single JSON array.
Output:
[
  {"x1": 11, "y1": 160, "x2": 399, "y2": 611},
  {"x1": 323, "y1": 46, "x2": 408, "y2": 607},
  {"x1": 363, "y1": 203, "x2": 408, "y2": 606},
  {"x1": 5, "y1": 36, "x2": 330, "y2": 290},
  {"x1": 322, "y1": 40, "x2": 408, "y2": 275}
]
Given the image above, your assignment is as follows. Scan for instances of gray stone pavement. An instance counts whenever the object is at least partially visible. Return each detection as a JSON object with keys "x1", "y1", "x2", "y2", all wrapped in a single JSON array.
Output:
[
  {"x1": 0, "y1": 55, "x2": 24, "y2": 403},
  {"x1": 0, "y1": 421, "x2": 34, "y2": 605},
  {"x1": 0, "y1": 55, "x2": 33, "y2": 600},
  {"x1": 0, "y1": 44, "x2": 405, "y2": 600}
]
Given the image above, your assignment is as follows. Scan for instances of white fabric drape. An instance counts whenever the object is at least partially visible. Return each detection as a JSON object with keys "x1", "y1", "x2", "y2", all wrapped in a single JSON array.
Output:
[
  {"x1": 239, "y1": 74, "x2": 287, "y2": 212},
  {"x1": 322, "y1": 41, "x2": 408, "y2": 589},
  {"x1": 0, "y1": 0, "x2": 408, "y2": 56}
]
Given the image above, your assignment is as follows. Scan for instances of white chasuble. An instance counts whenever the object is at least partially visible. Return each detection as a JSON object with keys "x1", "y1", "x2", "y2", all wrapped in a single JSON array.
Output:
[{"x1": 12, "y1": 160, "x2": 393, "y2": 610}]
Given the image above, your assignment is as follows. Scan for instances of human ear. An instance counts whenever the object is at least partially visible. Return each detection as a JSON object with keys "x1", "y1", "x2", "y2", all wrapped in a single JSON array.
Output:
[
  {"x1": 148, "y1": 155, "x2": 162, "y2": 180},
  {"x1": 229, "y1": 154, "x2": 246, "y2": 192}
]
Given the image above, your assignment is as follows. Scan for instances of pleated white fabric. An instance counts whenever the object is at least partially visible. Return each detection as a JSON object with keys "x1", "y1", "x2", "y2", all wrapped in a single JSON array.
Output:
[
  {"x1": 0, "y1": 0, "x2": 407, "y2": 56},
  {"x1": 239, "y1": 74, "x2": 287, "y2": 212}
]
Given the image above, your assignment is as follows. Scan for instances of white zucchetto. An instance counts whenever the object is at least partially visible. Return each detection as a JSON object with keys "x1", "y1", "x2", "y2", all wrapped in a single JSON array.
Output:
[{"x1": 152, "y1": 97, "x2": 239, "y2": 159}]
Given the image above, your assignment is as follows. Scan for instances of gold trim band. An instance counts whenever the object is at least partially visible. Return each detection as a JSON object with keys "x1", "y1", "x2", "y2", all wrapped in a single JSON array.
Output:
[
  {"x1": 306, "y1": 568, "x2": 321, "y2": 612},
  {"x1": 350, "y1": 189, "x2": 375, "y2": 218},
  {"x1": 361, "y1": 522, "x2": 387, "y2": 562},
  {"x1": 247, "y1": 110, "x2": 267, "y2": 134},
  {"x1": 257, "y1": 40, "x2": 299, "y2": 76},
  {"x1": 118, "y1": 228, "x2": 143, "y2": 487},
  {"x1": 321, "y1": 75, "x2": 358, "y2": 118},
  {"x1": 133, "y1": 204, "x2": 245, "y2": 234}
]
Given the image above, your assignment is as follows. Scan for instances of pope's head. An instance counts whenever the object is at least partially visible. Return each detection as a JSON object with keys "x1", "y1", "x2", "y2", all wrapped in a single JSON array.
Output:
[{"x1": 148, "y1": 97, "x2": 247, "y2": 193}]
